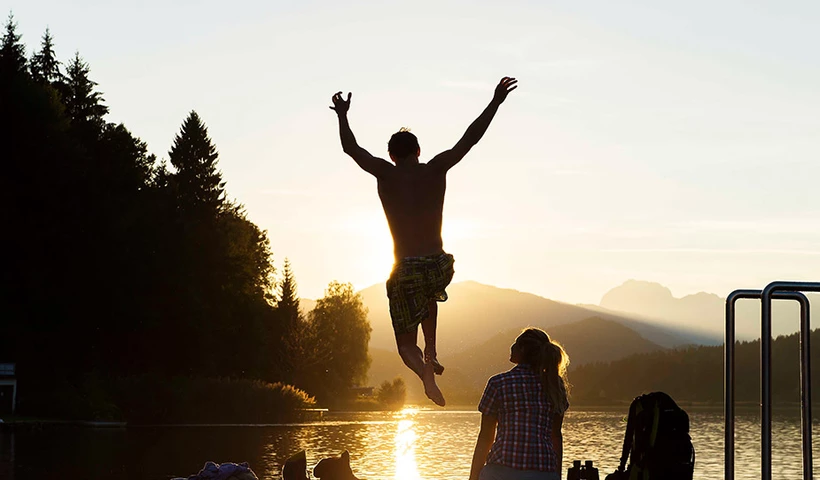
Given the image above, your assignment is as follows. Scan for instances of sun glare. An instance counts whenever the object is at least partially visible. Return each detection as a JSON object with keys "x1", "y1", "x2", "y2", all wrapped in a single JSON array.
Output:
[
  {"x1": 343, "y1": 211, "x2": 481, "y2": 291},
  {"x1": 342, "y1": 212, "x2": 394, "y2": 287},
  {"x1": 442, "y1": 218, "x2": 478, "y2": 242},
  {"x1": 394, "y1": 417, "x2": 421, "y2": 480}
]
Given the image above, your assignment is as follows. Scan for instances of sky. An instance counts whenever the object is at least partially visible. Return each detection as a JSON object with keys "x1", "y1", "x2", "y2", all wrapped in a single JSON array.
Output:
[{"x1": 9, "y1": 0, "x2": 820, "y2": 304}]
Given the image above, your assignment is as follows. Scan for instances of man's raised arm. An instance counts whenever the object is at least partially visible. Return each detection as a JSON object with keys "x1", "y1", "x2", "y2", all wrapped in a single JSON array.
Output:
[
  {"x1": 428, "y1": 77, "x2": 517, "y2": 173},
  {"x1": 330, "y1": 91, "x2": 391, "y2": 177}
]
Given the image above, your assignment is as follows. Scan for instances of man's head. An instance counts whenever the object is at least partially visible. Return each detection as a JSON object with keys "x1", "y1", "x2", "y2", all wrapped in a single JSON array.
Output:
[{"x1": 388, "y1": 128, "x2": 420, "y2": 163}]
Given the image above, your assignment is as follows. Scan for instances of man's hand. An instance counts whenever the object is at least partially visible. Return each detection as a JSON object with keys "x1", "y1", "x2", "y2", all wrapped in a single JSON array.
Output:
[
  {"x1": 333, "y1": 91, "x2": 393, "y2": 177},
  {"x1": 492, "y1": 77, "x2": 518, "y2": 104},
  {"x1": 330, "y1": 91, "x2": 351, "y2": 115}
]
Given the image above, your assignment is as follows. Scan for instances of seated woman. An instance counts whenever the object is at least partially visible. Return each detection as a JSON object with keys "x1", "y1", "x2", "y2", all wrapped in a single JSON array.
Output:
[{"x1": 468, "y1": 327, "x2": 571, "y2": 480}]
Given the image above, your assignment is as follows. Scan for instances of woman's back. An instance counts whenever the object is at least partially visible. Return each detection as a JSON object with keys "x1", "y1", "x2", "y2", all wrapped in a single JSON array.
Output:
[
  {"x1": 469, "y1": 327, "x2": 570, "y2": 480},
  {"x1": 479, "y1": 365, "x2": 567, "y2": 472}
]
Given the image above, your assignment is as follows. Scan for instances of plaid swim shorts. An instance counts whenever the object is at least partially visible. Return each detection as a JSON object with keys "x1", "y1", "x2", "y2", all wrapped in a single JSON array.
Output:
[{"x1": 386, "y1": 252, "x2": 455, "y2": 335}]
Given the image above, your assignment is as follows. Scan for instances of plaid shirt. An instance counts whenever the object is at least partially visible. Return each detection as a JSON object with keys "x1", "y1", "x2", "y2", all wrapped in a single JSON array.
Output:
[{"x1": 478, "y1": 364, "x2": 569, "y2": 472}]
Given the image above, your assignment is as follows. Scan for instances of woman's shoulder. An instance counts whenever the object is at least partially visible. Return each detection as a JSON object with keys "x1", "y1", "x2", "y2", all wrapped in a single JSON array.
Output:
[
  {"x1": 486, "y1": 372, "x2": 503, "y2": 384},
  {"x1": 488, "y1": 366, "x2": 527, "y2": 383}
]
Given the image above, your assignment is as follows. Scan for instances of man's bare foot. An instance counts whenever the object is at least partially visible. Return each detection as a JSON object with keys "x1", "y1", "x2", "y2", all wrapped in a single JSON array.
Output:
[{"x1": 422, "y1": 362, "x2": 446, "y2": 406}]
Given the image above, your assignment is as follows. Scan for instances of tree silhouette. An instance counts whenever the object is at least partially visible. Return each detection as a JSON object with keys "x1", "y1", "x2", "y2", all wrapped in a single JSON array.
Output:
[
  {"x1": 30, "y1": 28, "x2": 62, "y2": 85},
  {"x1": 273, "y1": 258, "x2": 303, "y2": 382},
  {"x1": 169, "y1": 110, "x2": 226, "y2": 216},
  {"x1": 570, "y1": 329, "x2": 820, "y2": 405},
  {"x1": 303, "y1": 281, "x2": 372, "y2": 402},
  {"x1": 0, "y1": 13, "x2": 26, "y2": 78},
  {"x1": 377, "y1": 377, "x2": 407, "y2": 410},
  {"x1": 2, "y1": 17, "x2": 367, "y2": 420},
  {"x1": 1, "y1": 13, "x2": 75, "y2": 383},
  {"x1": 63, "y1": 52, "x2": 108, "y2": 126},
  {"x1": 277, "y1": 259, "x2": 301, "y2": 323}
]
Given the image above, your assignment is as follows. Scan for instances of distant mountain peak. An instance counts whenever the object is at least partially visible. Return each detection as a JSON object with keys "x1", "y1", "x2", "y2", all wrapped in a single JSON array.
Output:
[
  {"x1": 600, "y1": 279, "x2": 674, "y2": 306},
  {"x1": 681, "y1": 291, "x2": 721, "y2": 301},
  {"x1": 597, "y1": 279, "x2": 763, "y2": 340}
]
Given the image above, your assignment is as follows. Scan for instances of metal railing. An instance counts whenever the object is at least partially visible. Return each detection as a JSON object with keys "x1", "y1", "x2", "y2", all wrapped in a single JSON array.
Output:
[{"x1": 724, "y1": 281, "x2": 819, "y2": 480}]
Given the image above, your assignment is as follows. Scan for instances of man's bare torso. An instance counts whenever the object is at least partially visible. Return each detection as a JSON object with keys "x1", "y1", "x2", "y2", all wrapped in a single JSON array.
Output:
[{"x1": 377, "y1": 163, "x2": 446, "y2": 260}]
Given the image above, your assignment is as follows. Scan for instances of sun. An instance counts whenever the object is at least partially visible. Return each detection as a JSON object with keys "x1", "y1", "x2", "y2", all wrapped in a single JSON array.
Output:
[
  {"x1": 342, "y1": 212, "x2": 395, "y2": 286},
  {"x1": 343, "y1": 211, "x2": 478, "y2": 291},
  {"x1": 442, "y1": 217, "x2": 478, "y2": 243}
]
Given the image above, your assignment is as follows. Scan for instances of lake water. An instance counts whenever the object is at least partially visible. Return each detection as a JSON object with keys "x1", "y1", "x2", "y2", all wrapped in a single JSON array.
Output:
[{"x1": 1, "y1": 407, "x2": 818, "y2": 479}]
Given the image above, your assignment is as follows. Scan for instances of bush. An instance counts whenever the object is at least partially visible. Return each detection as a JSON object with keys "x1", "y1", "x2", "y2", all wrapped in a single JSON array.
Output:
[
  {"x1": 111, "y1": 375, "x2": 315, "y2": 424},
  {"x1": 17, "y1": 373, "x2": 122, "y2": 421},
  {"x1": 19, "y1": 374, "x2": 316, "y2": 423},
  {"x1": 376, "y1": 377, "x2": 407, "y2": 410},
  {"x1": 339, "y1": 398, "x2": 382, "y2": 411}
]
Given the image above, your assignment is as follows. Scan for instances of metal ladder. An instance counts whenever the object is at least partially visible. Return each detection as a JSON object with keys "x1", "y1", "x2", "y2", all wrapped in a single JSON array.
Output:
[{"x1": 725, "y1": 281, "x2": 820, "y2": 480}]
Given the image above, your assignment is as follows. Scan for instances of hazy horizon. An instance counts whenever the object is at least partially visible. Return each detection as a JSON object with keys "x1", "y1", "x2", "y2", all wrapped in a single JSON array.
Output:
[{"x1": 10, "y1": 1, "x2": 820, "y2": 304}]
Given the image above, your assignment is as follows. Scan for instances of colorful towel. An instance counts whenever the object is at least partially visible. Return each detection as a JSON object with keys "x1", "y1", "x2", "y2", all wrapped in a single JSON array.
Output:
[{"x1": 174, "y1": 461, "x2": 258, "y2": 480}]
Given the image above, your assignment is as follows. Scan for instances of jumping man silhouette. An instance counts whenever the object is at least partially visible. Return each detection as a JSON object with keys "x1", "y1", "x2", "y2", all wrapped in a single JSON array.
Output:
[{"x1": 330, "y1": 77, "x2": 518, "y2": 406}]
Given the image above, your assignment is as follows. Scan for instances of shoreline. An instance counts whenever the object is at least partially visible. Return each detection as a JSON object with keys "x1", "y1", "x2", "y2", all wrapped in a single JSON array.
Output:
[{"x1": 4, "y1": 402, "x2": 817, "y2": 429}]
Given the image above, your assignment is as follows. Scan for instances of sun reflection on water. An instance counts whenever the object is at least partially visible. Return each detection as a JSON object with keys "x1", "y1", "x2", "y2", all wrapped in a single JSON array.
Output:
[
  {"x1": 394, "y1": 409, "x2": 422, "y2": 480},
  {"x1": 399, "y1": 407, "x2": 420, "y2": 416}
]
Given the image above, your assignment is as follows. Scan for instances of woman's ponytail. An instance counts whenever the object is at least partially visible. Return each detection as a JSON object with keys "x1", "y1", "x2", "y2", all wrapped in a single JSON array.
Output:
[
  {"x1": 544, "y1": 340, "x2": 570, "y2": 414},
  {"x1": 518, "y1": 328, "x2": 570, "y2": 414}
]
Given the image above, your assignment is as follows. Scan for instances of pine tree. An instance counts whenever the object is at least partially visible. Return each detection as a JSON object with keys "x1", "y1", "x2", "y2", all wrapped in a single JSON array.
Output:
[
  {"x1": 0, "y1": 13, "x2": 27, "y2": 78},
  {"x1": 30, "y1": 28, "x2": 62, "y2": 85},
  {"x1": 276, "y1": 259, "x2": 302, "y2": 331},
  {"x1": 169, "y1": 111, "x2": 226, "y2": 215},
  {"x1": 274, "y1": 259, "x2": 304, "y2": 382},
  {"x1": 63, "y1": 52, "x2": 108, "y2": 125}
]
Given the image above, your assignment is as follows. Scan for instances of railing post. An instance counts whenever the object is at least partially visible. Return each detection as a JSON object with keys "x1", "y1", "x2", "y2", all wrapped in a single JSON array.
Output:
[
  {"x1": 761, "y1": 281, "x2": 820, "y2": 480},
  {"x1": 725, "y1": 290, "x2": 759, "y2": 480},
  {"x1": 799, "y1": 298, "x2": 811, "y2": 480},
  {"x1": 725, "y1": 289, "x2": 812, "y2": 480}
]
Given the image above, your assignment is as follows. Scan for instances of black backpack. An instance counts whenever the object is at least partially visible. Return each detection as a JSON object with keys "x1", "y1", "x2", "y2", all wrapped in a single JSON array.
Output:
[{"x1": 606, "y1": 392, "x2": 695, "y2": 480}]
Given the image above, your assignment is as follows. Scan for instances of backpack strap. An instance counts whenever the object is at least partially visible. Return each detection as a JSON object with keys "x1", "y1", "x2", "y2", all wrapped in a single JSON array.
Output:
[
  {"x1": 649, "y1": 399, "x2": 661, "y2": 449},
  {"x1": 618, "y1": 396, "x2": 641, "y2": 471}
]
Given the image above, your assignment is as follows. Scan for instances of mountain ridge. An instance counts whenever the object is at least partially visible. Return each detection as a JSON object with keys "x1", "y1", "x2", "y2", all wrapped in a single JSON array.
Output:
[
  {"x1": 598, "y1": 279, "x2": 818, "y2": 340},
  {"x1": 368, "y1": 315, "x2": 667, "y2": 404},
  {"x1": 299, "y1": 280, "x2": 723, "y2": 352},
  {"x1": 358, "y1": 280, "x2": 709, "y2": 352}
]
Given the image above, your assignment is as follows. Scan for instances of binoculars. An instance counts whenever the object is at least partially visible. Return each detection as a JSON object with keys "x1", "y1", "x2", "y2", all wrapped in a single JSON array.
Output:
[{"x1": 567, "y1": 460, "x2": 599, "y2": 480}]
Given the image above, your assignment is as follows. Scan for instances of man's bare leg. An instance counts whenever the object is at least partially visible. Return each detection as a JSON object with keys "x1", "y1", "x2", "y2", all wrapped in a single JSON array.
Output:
[
  {"x1": 421, "y1": 300, "x2": 444, "y2": 375},
  {"x1": 396, "y1": 330, "x2": 445, "y2": 406}
]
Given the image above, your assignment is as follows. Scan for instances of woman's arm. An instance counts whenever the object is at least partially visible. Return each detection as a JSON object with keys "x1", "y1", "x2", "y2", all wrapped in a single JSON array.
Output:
[
  {"x1": 468, "y1": 413, "x2": 498, "y2": 480},
  {"x1": 551, "y1": 413, "x2": 564, "y2": 473}
]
